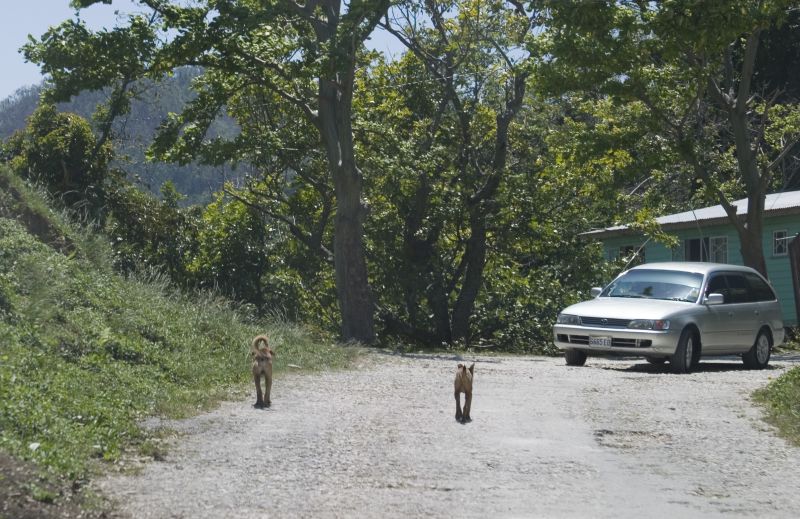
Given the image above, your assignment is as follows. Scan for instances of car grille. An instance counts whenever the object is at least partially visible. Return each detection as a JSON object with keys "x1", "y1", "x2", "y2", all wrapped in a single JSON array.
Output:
[
  {"x1": 579, "y1": 316, "x2": 632, "y2": 327},
  {"x1": 557, "y1": 334, "x2": 652, "y2": 348}
]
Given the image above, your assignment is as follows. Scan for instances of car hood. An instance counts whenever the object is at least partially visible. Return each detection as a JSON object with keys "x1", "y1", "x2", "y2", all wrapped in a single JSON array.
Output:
[{"x1": 560, "y1": 297, "x2": 693, "y2": 320}]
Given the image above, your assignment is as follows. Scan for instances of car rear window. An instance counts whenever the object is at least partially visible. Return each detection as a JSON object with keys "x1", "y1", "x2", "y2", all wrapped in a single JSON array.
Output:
[
  {"x1": 706, "y1": 272, "x2": 777, "y2": 303},
  {"x1": 744, "y1": 272, "x2": 777, "y2": 301}
]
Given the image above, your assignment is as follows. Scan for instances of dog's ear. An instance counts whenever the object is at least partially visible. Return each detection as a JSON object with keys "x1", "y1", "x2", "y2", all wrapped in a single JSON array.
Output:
[{"x1": 468, "y1": 363, "x2": 474, "y2": 374}]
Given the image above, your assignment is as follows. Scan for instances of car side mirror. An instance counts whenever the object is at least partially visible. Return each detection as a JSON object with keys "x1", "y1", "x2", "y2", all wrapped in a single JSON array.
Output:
[
  {"x1": 704, "y1": 293, "x2": 724, "y2": 306},
  {"x1": 590, "y1": 287, "x2": 603, "y2": 297}
]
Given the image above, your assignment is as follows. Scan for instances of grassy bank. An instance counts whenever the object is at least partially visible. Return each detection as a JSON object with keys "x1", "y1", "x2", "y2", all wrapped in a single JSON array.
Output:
[
  {"x1": 0, "y1": 171, "x2": 358, "y2": 515},
  {"x1": 753, "y1": 365, "x2": 800, "y2": 446}
]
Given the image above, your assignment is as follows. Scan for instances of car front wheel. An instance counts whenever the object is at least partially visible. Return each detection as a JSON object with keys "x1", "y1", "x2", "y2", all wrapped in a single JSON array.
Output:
[
  {"x1": 743, "y1": 329, "x2": 771, "y2": 370},
  {"x1": 671, "y1": 328, "x2": 697, "y2": 374},
  {"x1": 565, "y1": 349, "x2": 587, "y2": 366}
]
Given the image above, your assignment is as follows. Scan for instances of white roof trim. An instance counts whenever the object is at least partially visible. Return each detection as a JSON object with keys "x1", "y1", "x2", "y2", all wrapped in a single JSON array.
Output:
[{"x1": 584, "y1": 190, "x2": 800, "y2": 237}]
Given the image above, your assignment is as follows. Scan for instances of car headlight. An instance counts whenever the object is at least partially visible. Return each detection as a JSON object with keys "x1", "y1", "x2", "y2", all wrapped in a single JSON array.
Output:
[
  {"x1": 556, "y1": 313, "x2": 581, "y2": 325},
  {"x1": 628, "y1": 319, "x2": 670, "y2": 330}
]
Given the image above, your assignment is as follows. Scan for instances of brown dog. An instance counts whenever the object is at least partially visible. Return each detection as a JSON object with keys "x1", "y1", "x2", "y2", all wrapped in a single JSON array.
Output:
[
  {"x1": 454, "y1": 363, "x2": 474, "y2": 423},
  {"x1": 251, "y1": 335, "x2": 275, "y2": 408}
]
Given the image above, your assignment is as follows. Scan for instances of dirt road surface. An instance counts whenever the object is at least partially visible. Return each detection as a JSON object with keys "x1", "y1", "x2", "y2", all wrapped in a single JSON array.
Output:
[{"x1": 96, "y1": 352, "x2": 800, "y2": 518}]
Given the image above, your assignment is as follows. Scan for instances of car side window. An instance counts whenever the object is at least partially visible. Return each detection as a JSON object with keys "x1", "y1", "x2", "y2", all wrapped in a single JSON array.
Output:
[
  {"x1": 706, "y1": 275, "x2": 729, "y2": 303},
  {"x1": 743, "y1": 272, "x2": 777, "y2": 301},
  {"x1": 726, "y1": 274, "x2": 753, "y2": 303}
]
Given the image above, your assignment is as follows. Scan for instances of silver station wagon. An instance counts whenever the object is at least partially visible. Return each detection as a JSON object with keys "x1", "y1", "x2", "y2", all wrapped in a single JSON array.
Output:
[{"x1": 553, "y1": 262, "x2": 784, "y2": 373}]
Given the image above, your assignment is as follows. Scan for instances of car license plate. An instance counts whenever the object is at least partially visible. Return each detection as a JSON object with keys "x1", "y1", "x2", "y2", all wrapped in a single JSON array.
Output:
[{"x1": 589, "y1": 336, "x2": 612, "y2": 347}]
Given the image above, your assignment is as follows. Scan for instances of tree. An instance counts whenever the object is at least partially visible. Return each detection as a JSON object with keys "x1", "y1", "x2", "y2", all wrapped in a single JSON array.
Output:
[
  {"x1": 189, "y1": 189, "x2": 269, "y2": 307},
  {"x1": 540, "y1": 0, "x2": 800, "y2": 277},
  {"x1": 105, "y1": 180, "x2": 200, "y2": 282},
  {"x1": 26, "y1": 0, "x2": 392, "y2": 343},
  {"x1": 358, "y1": 28, "x2": 614, "y2": 350},
  {"x1": 5, "y1": 103, "x2": 112, "y2": 219},
  {"x1": 361, "y1": 0, "x2": 542, "y2": 344}
]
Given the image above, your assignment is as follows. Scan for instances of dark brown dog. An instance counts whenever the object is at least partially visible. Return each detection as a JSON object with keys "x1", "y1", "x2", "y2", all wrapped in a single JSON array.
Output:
[
  {"x1": 251, "y1": 335, "x2": 275, "y2": 408},
  {"x1": 454, "y1": 363, "x2": 474, "y2": 423}
]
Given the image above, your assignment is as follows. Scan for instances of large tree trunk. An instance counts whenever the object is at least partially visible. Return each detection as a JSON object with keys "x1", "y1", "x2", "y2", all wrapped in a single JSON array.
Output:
[
  {"x1": 305, "y1": 0, "x2": 380, "y2": 344},
  {"x1": 725, "y1": 30, "x2": 769, "y2": 278},
  {"x1": 451, "y1": 212, "x2": 487, "y2": 341},
  {"x1": 741, "y1": 192, "x2": 768, "y2": 277},
  {"x1": 317, "y1": 69, "x2": 375, "y2": 344},
  {"x1": 729, "y1": 94, "x2": 768, "y2": 277},
  {"x1": 331, "y1": 168, "x2": 374, "y2": 343}
]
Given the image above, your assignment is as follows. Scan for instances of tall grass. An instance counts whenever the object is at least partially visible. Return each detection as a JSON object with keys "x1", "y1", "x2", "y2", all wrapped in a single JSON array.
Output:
[{"x1": 0, "y1": 209, "x2": 357, "y2": 482}]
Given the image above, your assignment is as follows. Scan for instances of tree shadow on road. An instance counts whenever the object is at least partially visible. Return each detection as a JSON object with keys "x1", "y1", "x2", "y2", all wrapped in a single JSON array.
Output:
[{"x1": 373, "y1": 349, "x2": 507, "y2": 363}]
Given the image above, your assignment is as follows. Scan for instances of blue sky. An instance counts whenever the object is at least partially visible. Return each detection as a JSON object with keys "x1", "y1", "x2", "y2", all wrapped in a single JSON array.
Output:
[
  {"x1": 0, "y1": 2, "x2": 402, "y2": 102},
  {"x1": 0, "y1": 0, "x2": 144, "y2": 100}
]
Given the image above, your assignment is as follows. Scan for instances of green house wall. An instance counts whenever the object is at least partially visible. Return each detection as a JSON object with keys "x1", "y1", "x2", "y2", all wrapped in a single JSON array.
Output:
[{"x1": 599, "y1": 214, "x2": 800, "y2": 326}]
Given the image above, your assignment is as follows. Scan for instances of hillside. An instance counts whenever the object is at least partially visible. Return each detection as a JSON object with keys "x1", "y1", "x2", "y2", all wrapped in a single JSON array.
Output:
[
  {"x1": 0, "y1": 166, "x2": 355, "y2": 517},
  {"x1": 0, "y1": 68, "x2": 242, "y2": 205}
]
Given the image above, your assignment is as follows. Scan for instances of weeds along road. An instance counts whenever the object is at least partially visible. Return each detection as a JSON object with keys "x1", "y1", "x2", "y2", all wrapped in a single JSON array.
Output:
[{"x1": 97, "y1": 352, "x2": 800, "y2": 518}]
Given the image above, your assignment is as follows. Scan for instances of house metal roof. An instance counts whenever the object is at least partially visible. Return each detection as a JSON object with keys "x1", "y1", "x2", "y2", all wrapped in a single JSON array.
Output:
[{"x1": 584, "y1": 190, "x2": 800, "y2": 239}]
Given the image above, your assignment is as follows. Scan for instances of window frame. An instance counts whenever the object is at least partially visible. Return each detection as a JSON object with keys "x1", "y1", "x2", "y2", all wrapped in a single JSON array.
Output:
[
  {"x1": 773, "y1": 230, "x2": 789, "y2": 257},
  {"x1": 743, "y1": 272, "x2": 777, "y2": 302},
  {"x1": 709, "y1": 236, "x2": 728, "y2": 263},
  {"x1": 684, "y1": 236, "x2": 727, "y2": 263}
]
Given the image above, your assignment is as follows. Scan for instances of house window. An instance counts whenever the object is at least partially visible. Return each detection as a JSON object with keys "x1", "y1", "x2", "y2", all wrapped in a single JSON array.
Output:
[
  {"x1": 619, "y1": 245, "x2": 645, "y2": 265},
  {"x1": 774, "y1": 230, "x2": 789, "y2": 256},
  {"x1": 684, "y1": 237, "x2": 727, "y2": 263},
  {"x1": 709, "y1": 236, "x2": 727, "y2": 263}
]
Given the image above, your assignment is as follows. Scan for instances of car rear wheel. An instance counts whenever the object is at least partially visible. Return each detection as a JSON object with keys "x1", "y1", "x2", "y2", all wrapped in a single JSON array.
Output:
[
  {"x1": 565, "y1": 349, "x2": 587, "y2": 366},
  {"x1": 671, "y1": 328, "x2": 697, "y2": 374},
  {"x1": 743, "y1": 329, "x2": 771, "y2": 370}
]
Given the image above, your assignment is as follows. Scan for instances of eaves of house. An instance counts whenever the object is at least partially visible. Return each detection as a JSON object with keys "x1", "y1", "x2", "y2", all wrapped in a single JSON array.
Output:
[{"x1": 581, "y1": 190, "x2": 800, "y2": 240}]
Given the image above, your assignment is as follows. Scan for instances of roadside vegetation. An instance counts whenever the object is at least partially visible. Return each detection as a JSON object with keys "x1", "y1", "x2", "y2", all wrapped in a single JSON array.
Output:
[
  {"x1": 755, "y1": 368, "x2": 800, "y2": 447},
  {"x1": 754, "y1": 336, "x2": 800, "y2": 446},
  {"x1": 0, "y1": 167, "x2": 357, "y2": 515}
]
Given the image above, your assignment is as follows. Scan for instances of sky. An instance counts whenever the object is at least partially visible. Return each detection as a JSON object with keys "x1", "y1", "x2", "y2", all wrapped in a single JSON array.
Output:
[
  {"x1": 0, "y1": 1, "x2": 403, "y2": 102},
  {"x1": 0, "y1": 0, "x2": 146, "y2": 100}
]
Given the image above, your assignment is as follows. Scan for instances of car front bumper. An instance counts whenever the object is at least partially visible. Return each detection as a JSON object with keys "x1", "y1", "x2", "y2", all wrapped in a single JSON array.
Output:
[{"x1": 553, "y1": 324, "x2": 681, "y2": 357}]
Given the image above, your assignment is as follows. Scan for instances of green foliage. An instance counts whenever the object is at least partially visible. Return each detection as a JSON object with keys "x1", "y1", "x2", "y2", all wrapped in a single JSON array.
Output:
[
  {"x1": 359, "y1": 6, "x2": 615, "y2": 351},
  {"x1": 13, "y1": 0, "x2": 795, "y2": 353},
  {"x1": 753, "y1": 367, "x2": 800, "y2": 446},
  {"x1": 0, "y1": 181, "x2": 357, "y2": 482},
  {"x1": 5, "y1": 104, "x2": 112, "y2": 219},
  {"x1": 25, "y1": 0, "x2": 395, "y2": 344},
  {"x1": 188, "y1": 189, "x2": 269, "y2": 306},
  {"x1": 105, "y1": 180, "x2": 199, "y2": 283},
  {"x1": 538, "y1": 0, "x2": 800, "y2": 274}
]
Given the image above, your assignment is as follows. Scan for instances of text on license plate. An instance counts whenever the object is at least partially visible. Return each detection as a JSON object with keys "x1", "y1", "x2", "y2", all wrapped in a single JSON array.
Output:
[{"x1": 589, "y1": 336, "x2": 612, "y2": 347}]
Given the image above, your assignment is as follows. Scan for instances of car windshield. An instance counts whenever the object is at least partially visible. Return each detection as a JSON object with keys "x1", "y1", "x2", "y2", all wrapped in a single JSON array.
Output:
[{"x1": 600, "y1": 269, "x2": 704, "y2": 302}]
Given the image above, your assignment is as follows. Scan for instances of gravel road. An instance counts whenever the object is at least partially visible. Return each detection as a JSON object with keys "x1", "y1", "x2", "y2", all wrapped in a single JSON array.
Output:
[{"x1": 96, "y1": 352, "x2": 800, "y2": 518}]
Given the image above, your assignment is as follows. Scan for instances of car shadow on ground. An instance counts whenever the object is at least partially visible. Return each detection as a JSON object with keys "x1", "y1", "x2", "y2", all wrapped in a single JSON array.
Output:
[{"x1": 592, "y1": 355, "x2": 796, "y2": 374}]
